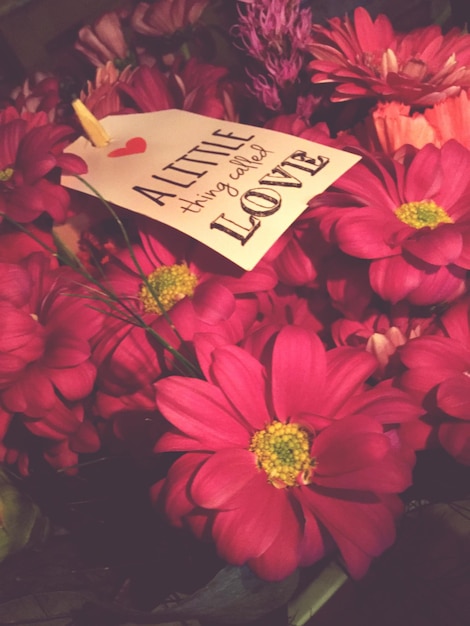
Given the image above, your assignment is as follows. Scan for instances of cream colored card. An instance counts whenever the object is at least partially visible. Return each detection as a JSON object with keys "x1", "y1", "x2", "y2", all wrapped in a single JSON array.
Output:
[{"x1": 62, "y1": 110, "x2": 360, "y2": 270}]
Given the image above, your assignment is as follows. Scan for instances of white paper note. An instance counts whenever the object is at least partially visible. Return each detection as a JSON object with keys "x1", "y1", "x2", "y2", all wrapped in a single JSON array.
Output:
[{"x1": 62, "y1": 110, "x2": 360, "y2": 270}]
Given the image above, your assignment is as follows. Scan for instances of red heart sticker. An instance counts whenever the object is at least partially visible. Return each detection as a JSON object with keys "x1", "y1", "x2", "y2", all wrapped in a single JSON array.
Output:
[{"x1": 108, "y1": 137, "x2": 147, "y2": 158}]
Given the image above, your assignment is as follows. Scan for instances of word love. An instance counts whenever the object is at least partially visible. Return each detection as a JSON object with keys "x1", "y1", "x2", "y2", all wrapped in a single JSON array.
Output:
[
  {"x1": 210, "y1": 149, "x2": 329, "y2": 245},
  {"x1": 132, "y1": 126, "x2": 329, "y2": 247}
]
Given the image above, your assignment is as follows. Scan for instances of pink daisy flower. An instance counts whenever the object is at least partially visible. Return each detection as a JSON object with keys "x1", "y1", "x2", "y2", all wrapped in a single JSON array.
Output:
[
  {"x1": 0, "y1": 253, "x2": 102, "y2": 470},
  {"x1": 398, "y1": 297, "x2": 470, "y2": 464},
  {"x1": 93, "y1": 220, "x2": 275, "y2": 392},
  {"x1": 0, "y1": 108, "x2": 86, "y2": 224},
  {"x1": 309, "y1": 140, "x2": 470, "y2": 305},
  {"x1": 308, "y1": 7, "x2": 470, "y2": 106},
  {"x1": 153, "y1": 326, "x2": 416, "y2": 581},
  {"x1": 0, "y1": 225, "x2": 56, "y2": 264}
]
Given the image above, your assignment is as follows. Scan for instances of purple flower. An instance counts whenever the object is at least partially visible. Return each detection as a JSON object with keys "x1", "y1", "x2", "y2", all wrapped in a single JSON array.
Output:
[{"x1": 234, "y1": 0, "x2": 312, "y2": 111}]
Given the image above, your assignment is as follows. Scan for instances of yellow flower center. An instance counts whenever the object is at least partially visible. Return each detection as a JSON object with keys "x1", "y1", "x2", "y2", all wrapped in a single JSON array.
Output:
[
  {"x1": 0, "y1": 167, "x2": 14, "y2": 182},
  {"x1": 139, "y1": 263, "x2": 198, "y2": 315},
  {"x1": 395, "y1": 200, "x2": 453, "y2": 230},
  {"x1": 250, "y1": 421, "x2": 314, "y2": 488}
]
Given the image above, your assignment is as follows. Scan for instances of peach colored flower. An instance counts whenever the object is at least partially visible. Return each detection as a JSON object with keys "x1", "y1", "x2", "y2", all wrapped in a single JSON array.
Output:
[{"x1": 365, "y1": 90, "x2": 470, "y2": 155}]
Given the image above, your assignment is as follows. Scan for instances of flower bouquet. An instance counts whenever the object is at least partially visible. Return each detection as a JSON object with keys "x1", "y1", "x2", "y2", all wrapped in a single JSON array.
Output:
[{"x1": 0, "y1": 1, "x2": 469, "y2": 624}]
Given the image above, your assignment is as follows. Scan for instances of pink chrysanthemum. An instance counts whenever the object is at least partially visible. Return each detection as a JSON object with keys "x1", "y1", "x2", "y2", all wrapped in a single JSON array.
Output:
[
  {"x1": 0, "y1": 253, "x2": 103, "y2": 471},
  {"x1": 308, "y1": 7, "x2": 470, "y2": 106},
  {"x1": 80, "y1": 57, "x2": 237, "y2": 121},
  {"x1": 119, "y1": 59, "x2": 236, "y2": 120},
  {"x1": 92, "y1": 220, "x2": 275, "y2": 392},
  {"x1": 398, "y1": 297, "x2": 470, "y2": 464},
  {"x1": 0, "y1": 108, "x2": 86, "y2": 224},
  {"x1": 153, "y1": 326, "x2": 417, "y2": 581},
  {"x1": 309, "y1": 140, "x2": 470, "y2": 306},
  {"x1": 248, "y1": 285, "x2": 332, "y2": 350}
]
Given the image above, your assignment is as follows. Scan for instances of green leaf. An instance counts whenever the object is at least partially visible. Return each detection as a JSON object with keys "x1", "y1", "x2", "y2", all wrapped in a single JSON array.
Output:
[
  {"x1": 0, "y1": 590, "x2": 95, "y2": 625},
  {"x1": 82, "y1": 565, "x2": 299, "y2": 625},
  {"x1": 0, "y1": 470, "x2": 49, "y2": 562}
]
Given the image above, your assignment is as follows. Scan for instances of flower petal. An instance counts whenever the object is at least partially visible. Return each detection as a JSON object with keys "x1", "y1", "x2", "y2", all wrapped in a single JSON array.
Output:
[
  {"x1": 271, "y1": 326, "x2": 326, "y2": 419},
  {"x1": 402, "y1": 225, "x2": 462, "y2": 266},
  {"x1": 439, "y1": 422, "x2": 470, "y2": 465},
  {"x1": 211, "y1": 345, "x2": 271, "y2": 430},
  {"x1": 369, "y1": 256, "x2": 423, "y2": 303},
  {"x1": 212, "y1": 476, "x2": 292, "y2": 564},
  {"x1": 155, "y1": 376, "x2": 250, "y2": 449},
  {"x1": 158, "y1": 453, "x2": 209, "y2": 527},
  {"x1": 190, "y1": 448, "x2": 257, "y2": 509},
  {"x1": 321, "y1": 347, "x2": 376, "y2": 417},
  {"x1": 312, "y1": 415, "x2": 385, "y2": 475},
  {"x1": 192, "y1": 281, "x2": 236, "y2": 324},
  {"x1": 302, "y1": 488, "x2": 398, "y2": 578},
  {"x1": 437, "y1": 374, "x2": 470, "y2": 420},
  {"x1": 247, "y1": 501, "x2": 304, "y2": 581}
]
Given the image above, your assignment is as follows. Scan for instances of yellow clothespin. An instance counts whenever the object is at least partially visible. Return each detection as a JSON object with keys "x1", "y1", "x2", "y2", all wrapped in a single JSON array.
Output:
[{"x1": 72, "y1": 99, "x2": 111, "y2": 148}]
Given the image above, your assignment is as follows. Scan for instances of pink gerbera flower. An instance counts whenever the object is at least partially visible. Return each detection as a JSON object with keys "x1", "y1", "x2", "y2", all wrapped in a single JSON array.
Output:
[
  {"x1": 153, "y1": 326, "x2": 416, "y2": 581},
  {"x1": 309, "y1": 140, "x2": 470, "y2": 305},
  {"x1": 308, "y1": 7, "x2": 470, "y2": 106},
  {"x1": 0, "y1": 108, "x2": 86, "y2": 224}
]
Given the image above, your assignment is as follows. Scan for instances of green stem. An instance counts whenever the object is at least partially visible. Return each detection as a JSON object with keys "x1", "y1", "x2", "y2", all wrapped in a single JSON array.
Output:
[
  {"x1": 2, "y1": 210, "x2": 202, "y2": 379},
  {"x1": 75, "y1": 176, "x2": 191, "y2": 356}
]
